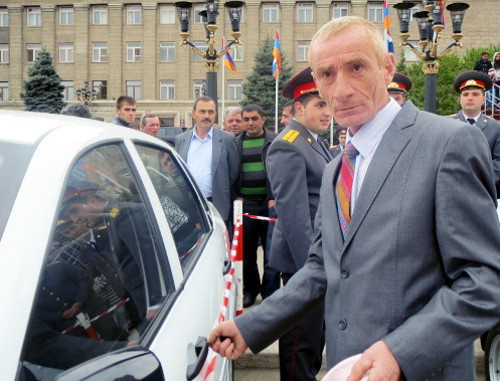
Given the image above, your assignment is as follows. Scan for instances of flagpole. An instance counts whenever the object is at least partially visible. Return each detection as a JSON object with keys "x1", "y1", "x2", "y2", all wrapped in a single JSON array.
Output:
[
  {"x1": 275, "y1": 76, "x2": 279, "y2": 133},
  {"x1": 221, "y1": 37, "x2": 226, "y2": 125}
]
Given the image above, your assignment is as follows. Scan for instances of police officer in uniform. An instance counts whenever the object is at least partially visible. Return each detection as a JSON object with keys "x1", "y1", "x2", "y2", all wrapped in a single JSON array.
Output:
[
  {"x1": 451, "y1": 70, "x2": 500, "y2": 195},
  {"x1": 387, "y1": 72, "x2": 413, "y2": 105},
  {"x1": 266, "y1": 67, "x2": 332, "y2": 380},
  {"x1": 330, "y1": 127, "x2": 347, "y2": 158}
]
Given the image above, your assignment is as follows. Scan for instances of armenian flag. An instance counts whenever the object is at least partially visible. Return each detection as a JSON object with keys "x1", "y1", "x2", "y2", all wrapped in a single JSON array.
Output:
[
  {"x1": 222, "y1": 37, "x2": 237, "y2": 74},
  {"x1": 383, "y1": 0, "x2": 394, "y2": 53},
  {"x1": 272, "y1": 30, "x2": 282, "y2": 78}
]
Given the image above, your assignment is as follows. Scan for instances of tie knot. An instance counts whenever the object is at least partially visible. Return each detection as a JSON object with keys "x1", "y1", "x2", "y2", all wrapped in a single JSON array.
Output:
[
  {"x1": 344, "y1": 142, "x2": 358, "y2": 158},
  {"x1": 467, "y1": 118, "x2": 475, "y2": 125}
]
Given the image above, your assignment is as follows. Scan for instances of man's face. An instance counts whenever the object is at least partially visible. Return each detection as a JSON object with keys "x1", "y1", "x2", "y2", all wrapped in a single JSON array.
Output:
[
  {"x1": 141, "y1": 116, "x2": 160, "y2": 137},
  {"x1": 389, "y1": 92, "x2": 405, "y2": 105},
  {"x1": 192, "y1": 100, "x2": 216, "y2": 130},
  {"x1": 280, "y1": 106, "x2": 293, "y2": 126},
  {"x1": 160, "y1": 153, "x2": 179, "y2": 176},
  {"x1": 338, "y1": 134, "x2": 346, "y2": 148},
  {"x1": 310, "y1": 26, "x2": 394, "y2": 134},
  {"x1": 460, "y1": 88, "x2": 486, "y2": 116},
  {"x1": 242, "y1": 110, "x2": 266, "y2": 137},
  {"x1": 482, "y1": 53, "x2": 489, "y2": 60},
  {"x1": 116, "y1": 102, "x2": 137, "y2": 124},
  {"x1": 295, "y1": 97, "x2": 332, "y2": 135},
  {"x1": 66, "y1": 197, "x2": 104, "y2": 228},
  {"x1": 223, "y1": 113, "x2": 243, "y2": 135}
]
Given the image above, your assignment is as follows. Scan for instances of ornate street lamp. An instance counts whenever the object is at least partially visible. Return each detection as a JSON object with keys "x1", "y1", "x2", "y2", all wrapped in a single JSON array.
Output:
[
  {"x1": 394, "y1": 1, "x2": 469, "y2": 113},
  {"x1": 76, "y1": 81, "x2": 97, "y2": 106},
  {"x1": 175, "y1": 0, "x2": 244, "y2": 121}
]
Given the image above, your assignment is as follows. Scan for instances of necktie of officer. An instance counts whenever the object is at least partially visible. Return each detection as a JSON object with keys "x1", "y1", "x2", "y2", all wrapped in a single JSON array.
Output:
[
  {"x1": 337, "y1": 142, "x2": 359, "y2": 240},
  {"x1": 467, "y1": 118, "x2": 475, "y2": 125}
]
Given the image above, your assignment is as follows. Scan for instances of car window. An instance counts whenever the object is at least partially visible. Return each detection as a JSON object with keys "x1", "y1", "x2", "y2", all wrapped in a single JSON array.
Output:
[
  {"x1": 0, "y1": 142, "x2": 35, "y2": 240},
  {"x1": 20, "y1": 144, "x2": 174, "y2": 377},
  {"x1": 134, "y1": 144, "x2": 210, "y2": 271}
]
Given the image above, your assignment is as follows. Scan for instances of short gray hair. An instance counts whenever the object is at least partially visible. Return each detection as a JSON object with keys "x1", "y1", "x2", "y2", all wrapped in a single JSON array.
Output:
[
  {"x1": 60, "y1": 103, "x2": 93, "y2": 119},
  {"x1": 224, "y1": 107, "x2": 242, "y2": 121},
  {"x1": 141, "y1": 113, "x2": 158, "y2": 126}
]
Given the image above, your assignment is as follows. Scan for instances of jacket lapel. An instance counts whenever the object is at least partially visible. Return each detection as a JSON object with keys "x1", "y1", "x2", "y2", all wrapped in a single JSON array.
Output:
[
  {"x1": 211, "y1": 128, "x2": 223, "y2": 176},
  {"x1": 342, "y1": 102, "x2": 416, "y2": 249},
  {"x1": 178, "y1": 130, "x2": 193, "y2": 161}
]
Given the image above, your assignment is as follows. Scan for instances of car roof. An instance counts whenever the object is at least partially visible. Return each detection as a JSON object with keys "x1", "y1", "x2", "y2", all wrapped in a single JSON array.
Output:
[{"x1": 0, "y1": 110, "x2": 162, "y2": 147}]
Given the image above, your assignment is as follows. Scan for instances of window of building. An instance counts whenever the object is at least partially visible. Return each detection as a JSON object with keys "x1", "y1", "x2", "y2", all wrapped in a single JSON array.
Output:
[
  {"x1": 92, "y1": 42, "x2": 108, "y2": 62},
  {"x1": 229, "y1": 45, "x2": 243, "y2": 61},
  {"x1": 93, "y1": 5, "x2": 108, "y2": 24},
  {"x1": 27, "y1": 43, "x2": 41, "y2": 62},
  {"x1": 0, "y1": 82, "x2": 8, "y2": 100},
  {"x1": 27, "y1": 7, "x2": 41, "y2": 26},
  {"x1": 368, "y1": 2, "x2": 383, "y2": 22},
  {"x1": 160, "y1": 42, "x2": 175, "y2": 62},
  {"x1": 127, "y1": 5, "x2": 142, "y2": 25},
  {"x1": 193, "y1": 4, "x2": 205, "y2": 23},
  {"x1": 61, "y1": 80, "x2": 74, "y2": 100},
  {"x1": 404, "y1": 41, "x2": 419, "y2": 62},
  {"x1": 0, "y1": 8, "x2": 9, "y2": 27},
  {"x1": 193, "y1": 80, "x2": 206, "y2": 98},
  {"x1": 262, "y1": 3, "x2": 279, "y2": 22},
  {"x1": 92, "y1": 80, "x2": 107, "y2": 99},
  {"x1": 332, "y1": 2, "x2": 349, "y2": 19},
  {"x1": 59, "y1": 43, "x2": 74, "y2": 63},
  {"x1": 159, "y1": 5, "x2": 175, "y2": 24},
  {"x1": 127, "y1": 42, "x2": 141, "y2": 62},
  {"x1": 297, "y1": 40, "x2": 310, "y2": 62},
  {"x1": 297, "y1": 3, "x2": 313, "y2": 22},
  {"x1": 59, "y1": 6, "x2": 74, "y2": 25},
  {"x1": 0, "y1": 44, "x2": 9, "y2": 64},
  {"x1": 228, "y1": 80, "x2": 242, "y2": 100},
  {"x1": 126, "y1": 80, "x2": 141, "y2": 100},
  {"x1": 193, "y1": 41, "x2": 207, "y2": 61},
  {"x1": 160, "y1": 80, "x2": 175, "y2": 100}
]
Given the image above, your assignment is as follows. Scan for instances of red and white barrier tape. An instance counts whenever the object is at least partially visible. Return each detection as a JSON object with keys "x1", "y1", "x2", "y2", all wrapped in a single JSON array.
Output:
[{"x1": 243, "y1": 213, "x2": 277, "y2": 222}]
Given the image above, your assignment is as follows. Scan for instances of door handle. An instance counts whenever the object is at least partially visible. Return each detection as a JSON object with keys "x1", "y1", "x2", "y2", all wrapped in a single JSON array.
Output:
[
  {"x1": 186, "y1": 336, "x2": 209, "y2": 381},
  {"x1": 222, "y1": 258, "x2": 232, "y2": 275}
]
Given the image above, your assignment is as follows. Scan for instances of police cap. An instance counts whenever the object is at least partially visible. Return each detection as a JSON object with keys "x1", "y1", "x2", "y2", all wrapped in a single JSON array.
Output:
[
  {"x1": 387, "y1": 73, "x2": 413, "y2": 94},
  {"x1": 282, "y1": 67, "x2": 319, "y2": 100},
  {"x1": 453, "y1": 70, "x2": 493, "y2": 93}
]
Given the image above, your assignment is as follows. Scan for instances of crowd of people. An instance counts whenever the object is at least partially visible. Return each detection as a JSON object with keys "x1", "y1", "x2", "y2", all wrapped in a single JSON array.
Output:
[{"x1": 50, "y1": 16, "x2": 500, "y2": 381}]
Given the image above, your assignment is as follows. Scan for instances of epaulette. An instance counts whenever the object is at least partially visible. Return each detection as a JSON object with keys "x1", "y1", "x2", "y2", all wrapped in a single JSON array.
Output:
[
  {"x1": 282, "y1": 129, "x2": 300, "y2": 143},
  {"x1": 109, "y1": 207, "x2": 120, "y2": 218}
]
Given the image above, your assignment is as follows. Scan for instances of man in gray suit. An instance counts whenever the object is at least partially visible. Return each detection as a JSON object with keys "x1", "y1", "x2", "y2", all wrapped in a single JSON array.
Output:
[
  {"x1": 450, "y1": 70, "x2": 500, "y2": 196},
  {"x1": 175, "y1": 96, "x2": 239, "y2": 224},
  {"x1": 265, "y1": 67, "x2": 333, "y2": 380},
  {"x1": 208, "y1": 17, "x2": 500, "y2": 381}
]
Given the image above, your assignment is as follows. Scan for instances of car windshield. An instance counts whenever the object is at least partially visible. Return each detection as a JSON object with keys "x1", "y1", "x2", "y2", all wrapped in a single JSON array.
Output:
[{"x1": 0, "y1": 142, "x2": 35, "y2": 240}]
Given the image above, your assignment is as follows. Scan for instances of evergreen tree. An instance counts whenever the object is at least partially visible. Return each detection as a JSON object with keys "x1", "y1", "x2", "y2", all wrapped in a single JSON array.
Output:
[
  {"x1": 21, "y1": 49, "x2": 66, "y2": 113},
  {"x1": 241, "y1": 37, "x2": 292, "y2": 129}
]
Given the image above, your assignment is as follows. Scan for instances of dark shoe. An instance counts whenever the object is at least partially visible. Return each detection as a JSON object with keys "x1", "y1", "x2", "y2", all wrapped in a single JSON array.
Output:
[{"x1": 243, "y1": 293, "x2": 256, "y2": 308}]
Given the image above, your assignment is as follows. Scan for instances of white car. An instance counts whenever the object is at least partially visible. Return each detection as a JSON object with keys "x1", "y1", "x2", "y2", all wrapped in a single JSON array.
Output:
[{"x1": 0, "y1": 111, "x2": 236, "y2": 381}]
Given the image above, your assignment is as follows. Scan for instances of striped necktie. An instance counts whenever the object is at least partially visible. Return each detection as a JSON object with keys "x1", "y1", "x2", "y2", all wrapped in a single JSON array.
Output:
[{"x1": 337, "y1": 142, "x2": 359, "y2": 240}]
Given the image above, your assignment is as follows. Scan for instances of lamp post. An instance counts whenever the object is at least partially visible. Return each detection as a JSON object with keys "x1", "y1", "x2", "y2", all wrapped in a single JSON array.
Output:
[
  {"x1": 75, "y1": 81, "x2": 97, "y2": 106},
  {"x1": 393, "y1": 1, "x2": 469, "y2": 113},
  {"x1": 175, "y1": 0, "x2": 244, "y2": 122}
]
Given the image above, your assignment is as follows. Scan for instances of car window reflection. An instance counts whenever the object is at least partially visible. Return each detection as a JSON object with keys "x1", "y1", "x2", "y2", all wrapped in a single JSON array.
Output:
[{"x1": 22, "y1": 144, "x2": 174, "y2": 376}]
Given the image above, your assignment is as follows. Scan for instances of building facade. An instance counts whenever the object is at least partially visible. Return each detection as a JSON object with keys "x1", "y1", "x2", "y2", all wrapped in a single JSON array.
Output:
[{"x1": 0, "y1": 0, "x2": 498, "y2": 125}]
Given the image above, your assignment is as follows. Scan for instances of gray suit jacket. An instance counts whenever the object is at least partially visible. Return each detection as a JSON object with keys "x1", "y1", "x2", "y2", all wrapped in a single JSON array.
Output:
[
  {"x1": 236, "y1": 101, "x2": 500, "y2": 380},
  {"x1": 175, "y1": 127, "x2": 239, "y2": 222},
  {"x1": 266, "y1": 119, "x2": 332, "y2": 274},
  {"x1": 451, "y1": 111, "x2": 500, "y2": 194}
]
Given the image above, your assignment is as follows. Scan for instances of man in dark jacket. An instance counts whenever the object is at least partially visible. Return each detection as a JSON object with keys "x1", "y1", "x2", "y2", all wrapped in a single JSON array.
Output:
[{"x1": 235, "y1": 104, "x2": 278, "y2": 307}]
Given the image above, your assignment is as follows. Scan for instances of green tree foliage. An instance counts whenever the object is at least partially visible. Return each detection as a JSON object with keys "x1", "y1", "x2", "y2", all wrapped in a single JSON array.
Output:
[
  {"x1": 21, "y1": 49, "x2": 66, "y2": 113},
  {"x1": 397, "y1": 44, "x2": 500, "y2": 116},
  {"x1": 241, "y1": 37, "x2": 292, "y2": 129}
]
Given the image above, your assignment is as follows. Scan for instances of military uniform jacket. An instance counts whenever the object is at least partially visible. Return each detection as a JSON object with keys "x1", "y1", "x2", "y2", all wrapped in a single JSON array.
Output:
[
  {"x1": 266, "y1": 119, "x2": 332, "y2": 274},
  {"x1": 237, "y1": 101, "x2": 500, "y2": 380},
  {"x1": 451, "y1": 111, "x2": 500, "y2": 195}
]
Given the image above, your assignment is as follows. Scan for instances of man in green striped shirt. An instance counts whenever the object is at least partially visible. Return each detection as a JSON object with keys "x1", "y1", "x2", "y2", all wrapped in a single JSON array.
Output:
[{"x1": 235, "y1": 104, "x2": 279, "y2": 308}]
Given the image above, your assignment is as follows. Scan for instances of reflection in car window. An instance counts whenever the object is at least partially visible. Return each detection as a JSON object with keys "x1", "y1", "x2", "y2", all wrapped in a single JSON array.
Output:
[
  {"x1": 21, "y1": 144, "x2": 174, "y2": 377},
  {"x1": 135, "y1": 144, "x2": 209, "y2": 269}
]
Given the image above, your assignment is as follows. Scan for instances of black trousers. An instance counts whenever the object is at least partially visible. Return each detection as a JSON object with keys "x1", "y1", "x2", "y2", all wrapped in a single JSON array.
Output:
[
  {"x1": 242, "y1": 199, "x2": 268, "y2": 297},
  {"x1": 279, "y1": 273, "x2": 325, "y2": 381}
]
